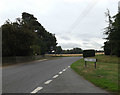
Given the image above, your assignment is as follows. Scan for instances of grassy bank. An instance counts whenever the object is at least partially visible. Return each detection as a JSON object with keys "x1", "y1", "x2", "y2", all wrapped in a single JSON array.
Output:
[{"x1": 71, "y1": 54, "x2": 119, "y2": 93}]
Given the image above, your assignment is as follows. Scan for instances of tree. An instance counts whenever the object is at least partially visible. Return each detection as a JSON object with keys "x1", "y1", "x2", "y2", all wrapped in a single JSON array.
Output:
[
  {"x1": 59, "y1": 47, "x2": 83, "y2": 54},
  {"x1": 2, "y1": 19, "x2": 37, "y2": 56},
  {"x1": 2, "y1": 21, "x2": 16, "y2": 56},
  {"x1": 22, "y1": 12, "x2": 57, "y2": 55},
  {"x1": 104, "y1": 41, "x2": 111, "y2": 55},
  {"x1": 72, "y1": 48, "x2": 82, "y2": 54},
  {"x1": 103, "y1": 9, "x2": 120, "y2": 57},
  {"x1": 2, "y1": 12, "x2": 57, "y2": 56},
  {"x1": 55, "y1": 46, "x2": 62, "y2": 54}
]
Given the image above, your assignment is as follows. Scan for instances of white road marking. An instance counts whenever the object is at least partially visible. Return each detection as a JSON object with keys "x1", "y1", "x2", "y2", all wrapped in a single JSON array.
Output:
[
  {"x1": 53, "y1": 75, "x2": 59, "y2": 78},
  {"x1": 38, "y1": 59, "x2": 47, "y2": 62},
  {"x1": 59, "y1": 71, "x2": 63, "y2": 74},
  {"x1": 68, "y1": 66, "x2": 70, "y2": 68},
  {"x1": 31, "y1": 87, "x2": 43, "y2": 93},
  {"x1": 63, "y1": 69, "x2": 66, "y2": 72},
  {"x1": 44, "y1": 80, "x2": 52, "y2": 84},
  {"x1": 31, "y1": 66, "x2": 70, "y2": 93}
]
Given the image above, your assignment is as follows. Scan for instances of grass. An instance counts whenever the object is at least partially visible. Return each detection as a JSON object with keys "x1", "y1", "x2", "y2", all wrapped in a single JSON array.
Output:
[{"x1": 71, "y1": 54, "x2": 119, "y2": 94}]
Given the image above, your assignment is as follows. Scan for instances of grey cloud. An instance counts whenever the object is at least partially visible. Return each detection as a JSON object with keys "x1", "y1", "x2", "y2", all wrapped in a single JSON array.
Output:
[
  {"x1": 83, "y1": 41, "x2": 103, "y2": 50},
  {"x1": 0, "y1": 0, "x2": 118, "y2": 50},
  {"x1": 59, "y1": 42, "x2": 81, "y2": 49},
  {"x1": 84, "y1": 45, "x2": 94, "y2": 49},
  {"x1": 83, "y1": 42, "x2": 89, "y2": 45},
  {"x1": 91, "y1": 42, "x2": 102, "y2": 46},
  {"x1": 91, "y1": 41, "x2": 103, "y2": 49},
  {"x1": 82, "y1": 39, "x2": 90, "y2": 42},
  {"x1": 75, "y1": 33, "x2": 99, "y2": 38},
  {"x1": 60, "y1": 36, "x2": 71, "y2": 40}
]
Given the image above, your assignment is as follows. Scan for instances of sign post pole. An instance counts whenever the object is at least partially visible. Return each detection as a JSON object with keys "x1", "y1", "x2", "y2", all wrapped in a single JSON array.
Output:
[
  {"x1": 83, "y1": 50, "x2": 97, "y2": 69},
  {"x1": 95, "y1": 62, "x2": 96, "y2": 69},
  {"x1": 84, "y1": 58, "x2": 97, "y2": 68},
  {"x1": 85, "y1": 61, "x2": 87, "y2": 67}
]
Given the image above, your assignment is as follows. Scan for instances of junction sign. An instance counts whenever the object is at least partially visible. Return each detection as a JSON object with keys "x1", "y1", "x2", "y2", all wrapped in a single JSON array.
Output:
[{"x1": 83, "y1": 50, "x2": 97, "y2": 68}]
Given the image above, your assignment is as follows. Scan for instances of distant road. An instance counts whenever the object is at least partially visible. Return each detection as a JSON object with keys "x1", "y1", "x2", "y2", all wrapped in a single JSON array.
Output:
[{"x1": 3, "y1": 57, "x2": 108, "y2": 93}]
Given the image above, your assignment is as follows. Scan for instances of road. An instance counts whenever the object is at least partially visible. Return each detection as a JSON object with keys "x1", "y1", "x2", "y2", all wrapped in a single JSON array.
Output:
[{"x1": 2, "y1": 57, "x2": 108, "y2": 93}]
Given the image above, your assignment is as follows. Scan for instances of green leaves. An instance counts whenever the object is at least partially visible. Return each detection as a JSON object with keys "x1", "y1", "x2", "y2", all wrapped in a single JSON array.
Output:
[
  {"x1": 2, "y1": 12, "x2": 57, "y2": 56},
  {"x1": 104, "y1": 10, "x2": 120, "y2": 57}
]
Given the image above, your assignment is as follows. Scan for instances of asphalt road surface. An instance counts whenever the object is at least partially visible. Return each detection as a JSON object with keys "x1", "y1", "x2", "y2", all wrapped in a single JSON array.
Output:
[{"x1": 2, "y1": 57, "x2": 108, "y2": 93}]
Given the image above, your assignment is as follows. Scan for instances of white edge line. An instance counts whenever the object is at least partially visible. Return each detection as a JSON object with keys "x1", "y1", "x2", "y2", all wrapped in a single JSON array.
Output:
[
  {"x1": 53, "y1": 75, "x2": 59, "y2": 78},
  {"x1": 68, "y1": 66, "x2": 70, "y2": 68},
  {"x1": 44, "y1": 80, "x2": 52, "y2": 84},
  {"x1": 65, "y1": 68, "x2": 68, "y2": 70},
  {"x1": 31, "y1": 87, "x2": 43, "y2": 93},
  {"x1": 59, "y1": 71, "x2": 63, "y2": 74},
  {"x1": 63, "y1": 69, "x2": 66, "y2": 72}
]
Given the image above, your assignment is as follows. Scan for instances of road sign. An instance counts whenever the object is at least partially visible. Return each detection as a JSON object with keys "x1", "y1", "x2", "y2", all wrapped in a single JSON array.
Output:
[
  {"x1": 84, "y1": 58, "x2": 97, "y2": 69},
  {"x1": 83, "y1": 50, "x2": 95, "y2": 58},
  {"x1": 84, "y1": 58, "x2": 97, "y2": 62}
]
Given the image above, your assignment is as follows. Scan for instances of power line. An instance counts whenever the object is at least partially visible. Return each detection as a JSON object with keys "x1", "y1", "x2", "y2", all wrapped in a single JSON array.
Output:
[{"x1": 67, "y1": 0, "x2": 100, "y2": 33}]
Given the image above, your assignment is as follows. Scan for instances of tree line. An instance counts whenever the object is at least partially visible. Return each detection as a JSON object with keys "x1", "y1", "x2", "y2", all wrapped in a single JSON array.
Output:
[
  {"x1": 2, "y1": 12, "x2": 57, "y2": 57},
  {"x1": 2, "y1": 12, "x2": 111, "y2": 57},
  {"x1": 52, "y1": 47, "x2": 83, "y2": 54},
  {"x1": 103, "y1": 9, "x2": 120, "y2": 57},
  {"x1": 50, "y1": 46, "x2": 103, "y2": 54}
]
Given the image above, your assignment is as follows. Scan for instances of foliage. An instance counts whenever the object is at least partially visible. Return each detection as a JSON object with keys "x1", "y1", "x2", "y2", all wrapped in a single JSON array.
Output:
[
  {"x1": 62, "y1": 48, "x2": 83, "y2": 54},
  {"x1": 104, "y1": 9, "x2": 120, "y2": 57},
  {"x1": 55, "y1": 46, "x2": 62, "y2": 54},
  {"x1": 2, "y1": 12, "x2": 57, "y2": 56},
  {"x1": 49, "y1": 47, "x2": 83, "y2": 54}
]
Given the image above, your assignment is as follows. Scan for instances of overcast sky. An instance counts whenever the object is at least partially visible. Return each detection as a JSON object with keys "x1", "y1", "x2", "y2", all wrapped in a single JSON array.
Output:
[{"x1": 0, "y1": 0, "x2": 119, "y2": 50}]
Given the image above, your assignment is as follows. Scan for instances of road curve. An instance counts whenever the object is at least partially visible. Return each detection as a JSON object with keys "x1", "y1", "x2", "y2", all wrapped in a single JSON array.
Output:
[{"x1": 3, "y1": 57, "x2": 81, "y2": 93}]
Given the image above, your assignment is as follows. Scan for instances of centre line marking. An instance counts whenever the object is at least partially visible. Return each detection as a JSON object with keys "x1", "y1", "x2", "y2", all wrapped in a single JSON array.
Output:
[
  {"x1": 59, "y1": 71, "x2": 63, "y2": 74},
  {"x1": 31, "y1": 87, "x2": 43, "y2": 93},
  {"x1": 68, "y1": 66, "x2": 70, "y2": 68},
  {"x1": 53, "y1": 75, "x2": 59, "y2": 78},
  {"x1": 63, "y1": 69, "x2": 66, "y2": 72},
  {"x1": 44, "y1": 80, "x2": 52, "y2": 84}
]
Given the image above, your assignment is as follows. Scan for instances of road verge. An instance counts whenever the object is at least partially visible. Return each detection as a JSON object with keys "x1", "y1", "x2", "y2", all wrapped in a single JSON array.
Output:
[{"x1": 71, "y1": 54, "x2": 119, "y2": 94}]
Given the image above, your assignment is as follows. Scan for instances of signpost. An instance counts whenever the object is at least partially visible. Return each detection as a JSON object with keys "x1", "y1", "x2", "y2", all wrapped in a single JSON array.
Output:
[
  {"x1": 83, "y1": 49, "x2": 97, "y2": 69},
  {"x1": 84, "y1": 58, "x2": 97, "y2": 68}
]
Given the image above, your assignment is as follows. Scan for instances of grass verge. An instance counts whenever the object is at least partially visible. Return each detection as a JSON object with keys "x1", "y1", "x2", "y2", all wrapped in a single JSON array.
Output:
[{"x1": 71, "y1": 54, "x2": 119, "y2": 93}]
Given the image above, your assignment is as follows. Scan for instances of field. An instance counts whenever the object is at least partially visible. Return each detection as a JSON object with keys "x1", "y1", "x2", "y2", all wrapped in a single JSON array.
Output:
[
  {"x1": 71, "y1": 54, "x2": 119, "y2": 94},
  {"x1": 45, "y1": 53, "x2": 104, "y2": 57},
  {"x1": 45, "y1": 54, "x2": 83, "y2": 57}
]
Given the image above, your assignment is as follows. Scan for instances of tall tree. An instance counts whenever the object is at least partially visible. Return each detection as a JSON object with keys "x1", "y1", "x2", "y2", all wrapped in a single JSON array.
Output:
[
  {"x1": 2, "y1": 12, "x2": 57, "y2": 56},
  {"x1": 2, "y1": 19, "x2": 37, "y2": 56},
  {"x1": 104, "y1": 9, "x2": 120, "y2": 57},
  {"x1": 22, "y1": 12, "x2": 57, "y2": 55}
]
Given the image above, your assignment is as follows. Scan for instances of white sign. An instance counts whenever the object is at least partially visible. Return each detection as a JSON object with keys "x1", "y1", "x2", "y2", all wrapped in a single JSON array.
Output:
[{"x1": 84, "y1": 58, "x2": 97, "y2": 62}]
